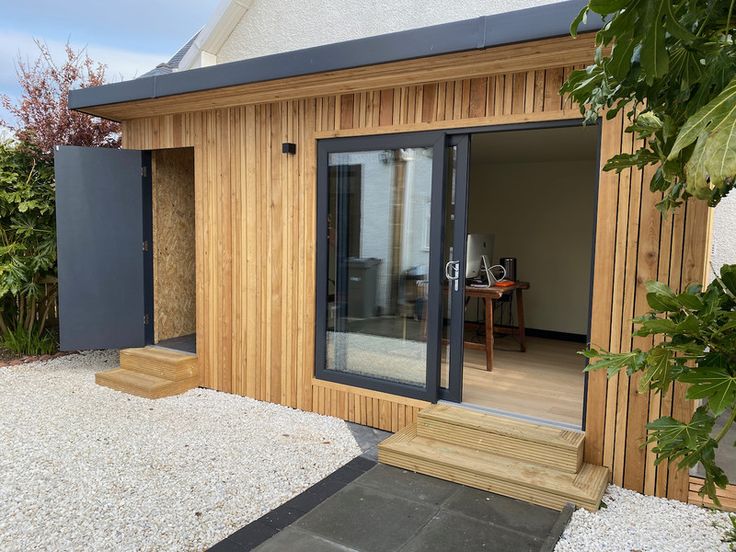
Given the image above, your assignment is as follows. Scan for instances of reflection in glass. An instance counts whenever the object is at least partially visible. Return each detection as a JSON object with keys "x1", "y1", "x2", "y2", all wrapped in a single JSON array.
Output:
[{"x1": 326, "y1": 147, "x2": 434, "y2": 387}]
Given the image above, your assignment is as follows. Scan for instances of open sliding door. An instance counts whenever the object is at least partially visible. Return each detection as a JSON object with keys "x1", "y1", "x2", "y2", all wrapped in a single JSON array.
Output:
[
  {"x1": 54, "y1": 146, "x2": 152, "y2": 350},
  {"x1": 440, "y1": 135, "x2": 470, "y2": 403}
]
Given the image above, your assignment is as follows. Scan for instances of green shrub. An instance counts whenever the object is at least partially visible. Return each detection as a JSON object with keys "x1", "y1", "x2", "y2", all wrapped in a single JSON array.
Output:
[
  {"x1": 0, "y1": 140, "x2": 58, "y2": 354},
  {"x1": 1, "y1": 326, "x2": 56, "y2": 356}
]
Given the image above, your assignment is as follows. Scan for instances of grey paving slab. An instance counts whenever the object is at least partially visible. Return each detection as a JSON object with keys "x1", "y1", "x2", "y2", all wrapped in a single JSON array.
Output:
[
  {"x1": 397, "y1": 509, "x2": 540, "y2": 552},
  {"x1": 244, "y1": 464, "x2": 571, "y2": 552},
  {"x1": 354, "y1": 464, "x2": 459, "y2": 506},
  {"x1": 443, "y1": 485, "x2": 560, "y2": 539},
  {"x1": 347, "y1": 422, "x2": 391, "y2": 461},
  {"x1": 254, "y1": 527, "x2": 359, "y2": 552},
  {"x1": 294, "y1": 483, "x2": 439, "y2": 552}
]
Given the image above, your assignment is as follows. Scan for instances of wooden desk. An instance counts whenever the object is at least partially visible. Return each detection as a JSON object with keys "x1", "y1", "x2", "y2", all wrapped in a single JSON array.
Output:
[{"x1": 464, "y1": 281, "x2": 529, "y2": 372}]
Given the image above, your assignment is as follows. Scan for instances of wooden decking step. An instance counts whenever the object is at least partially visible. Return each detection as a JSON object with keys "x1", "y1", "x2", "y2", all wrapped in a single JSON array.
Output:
[
  {"x1": 95, "y1": 368, "x2": 198, "y2": 399},
  {"x1": 379, "y1": 424, "x2": 608, "y2": 511},
  {"x1": 418, "y1": 404, "x2": 584, "y2": 473},
  {"x1": 120, "y1": 346, "x2": 197, "y2": 381}
]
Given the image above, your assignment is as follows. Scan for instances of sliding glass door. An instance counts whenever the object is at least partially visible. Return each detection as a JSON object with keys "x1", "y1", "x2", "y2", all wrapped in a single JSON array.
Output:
[{"x1": 315, "y1": 132, "x2": 447, "y2": 401}]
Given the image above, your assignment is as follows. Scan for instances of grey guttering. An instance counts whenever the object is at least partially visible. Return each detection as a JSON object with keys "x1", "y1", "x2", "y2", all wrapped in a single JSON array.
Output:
[{"x1": 69, "y1": 0, "x2": 603, "y2": 111}]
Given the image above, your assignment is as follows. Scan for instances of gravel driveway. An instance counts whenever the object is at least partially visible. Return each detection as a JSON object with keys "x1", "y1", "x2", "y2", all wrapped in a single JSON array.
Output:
[{"x1": 0, "y1": 351, "x2": 361, "y2": 551}]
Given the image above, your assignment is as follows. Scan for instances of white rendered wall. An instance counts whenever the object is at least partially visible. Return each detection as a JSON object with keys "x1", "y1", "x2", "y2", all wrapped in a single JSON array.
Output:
[
  {"x1": 217, "y1": 0, "x2": 563, "y2": 63},
  {"x1": 712, "y1": 194, "x2": 736, "y2": 274}
]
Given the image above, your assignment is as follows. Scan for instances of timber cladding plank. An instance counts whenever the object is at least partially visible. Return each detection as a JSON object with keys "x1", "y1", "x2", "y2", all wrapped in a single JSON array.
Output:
[
  {"x1": 118, "y1": 35, "x2": 714, "y2": 504},
  {"x1": 418, "y1": 405, "x2": 583, "y2": 473},
  {"x1": 688, "y1": 477, "x2": 736, "y2": 512}
]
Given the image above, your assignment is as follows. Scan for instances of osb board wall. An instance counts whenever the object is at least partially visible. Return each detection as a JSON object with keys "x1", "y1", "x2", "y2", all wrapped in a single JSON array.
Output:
[
  {"x1": 120, "y1": 36, "x2": 711, "y2": 502},
  {"x1": 152, "y1": 148, "x2": 196, "y2": 342}
]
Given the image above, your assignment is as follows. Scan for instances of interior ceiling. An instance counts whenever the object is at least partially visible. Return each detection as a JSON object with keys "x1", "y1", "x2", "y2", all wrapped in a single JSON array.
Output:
[{"x1": 471, "y1": 125, "x2": 599, "y2": 164}]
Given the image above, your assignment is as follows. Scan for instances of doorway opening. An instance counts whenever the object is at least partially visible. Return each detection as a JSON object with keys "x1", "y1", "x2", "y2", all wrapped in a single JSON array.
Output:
[
  {"x1": 150, "y1": 147, "x2": 196, "y2": 354},
  {"x1": 441, "y1": 125, "x2": 599, "y2": 429}
]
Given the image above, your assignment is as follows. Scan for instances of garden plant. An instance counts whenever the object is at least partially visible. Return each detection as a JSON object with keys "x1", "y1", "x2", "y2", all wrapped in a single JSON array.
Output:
[
  {"x1": 564, "y1": 0, "x2": 736, "y2": 502},
  {"x1": 0, "y1": 42, "x2": 119, "y2": 355}
]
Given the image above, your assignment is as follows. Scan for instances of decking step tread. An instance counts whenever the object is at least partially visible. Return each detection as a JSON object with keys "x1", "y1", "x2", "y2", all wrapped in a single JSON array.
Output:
[
  {"x1": 120, "y1": 346, "x2": 196, "y2": 363},
  {"x1": 379, "y1": 424, "x2": 608, "y2": 511},
  {"x1": 95, "y1": 368, "x2": 198, "y2": 399},
  {"x1": 420, "y1": 404, "x2": 584, "y2": 450},
  {"x1": 417, "y1": 405, "x2": 583, "y2": 473},
  {"x1": 119, "y1": 347, "x2": 198, "y2": 381}
]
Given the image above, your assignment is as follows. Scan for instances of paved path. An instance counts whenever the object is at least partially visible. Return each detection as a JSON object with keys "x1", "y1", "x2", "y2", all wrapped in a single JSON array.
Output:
[{"x1": 211, "y1": 455, "x2": 572, "y2": 551}]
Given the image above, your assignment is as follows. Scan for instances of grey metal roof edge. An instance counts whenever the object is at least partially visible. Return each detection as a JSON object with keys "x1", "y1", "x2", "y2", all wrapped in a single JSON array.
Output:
[{"x1": 69, "y1": 1, "x2": 603, "y2": 111}]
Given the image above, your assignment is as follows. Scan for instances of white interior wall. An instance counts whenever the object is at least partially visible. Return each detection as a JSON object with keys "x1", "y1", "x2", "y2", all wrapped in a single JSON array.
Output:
[{"x1": 467, "y1": 159, "x2": 597, "y2": 335}]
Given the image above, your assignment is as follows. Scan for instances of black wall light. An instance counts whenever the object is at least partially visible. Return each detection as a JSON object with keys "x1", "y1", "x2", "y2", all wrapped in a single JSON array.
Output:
[{"x1": 282, "y1": 142, "x2": 296, "y2": 155}]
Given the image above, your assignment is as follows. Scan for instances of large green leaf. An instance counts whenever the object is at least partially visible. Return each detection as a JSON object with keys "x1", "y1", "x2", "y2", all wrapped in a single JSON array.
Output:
[
  {"x1": 664, "y1": 1, "x2": 695, "y2": 43},
  {"x1": 646, "y1": 290, "x2": 680, "y2": 312},
  {"x1": 582, "y1": 348, "x2": 647, "y2": 377},
  {"x1": 669, "y1": 77, "x2": 736, "y2": 159},
  {"x1": 681, "y1": 360, "x2": 736, "y2": 415},
  {"x1": 639, "y1": 0, "x2": 669, "y2": 84},
  {"x1": 720, "y1": 264, "x2": 736, "y2": 296},
  {"x1": 639, "y1": 345, "x2": 674, "y2": 392},
  {"x1": 703, "y1": 106, "x2": 736, "y2": 194},
  {"x1": 589, "y1": 0, "x2": 632, "y2": 13},
  {"x1": 569, "y1": 5, "x2": 589, "y2": 38},
  {"x1": 607, "y1": 31, "x2": 637, "y2": 81},
  {"x1": 646, "y1": 407, "x2": 715, "y2": 455}
]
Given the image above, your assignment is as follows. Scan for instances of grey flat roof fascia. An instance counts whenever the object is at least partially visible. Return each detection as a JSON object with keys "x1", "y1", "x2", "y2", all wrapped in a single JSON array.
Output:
[{"x1": 69, "y1": 0, "x2": 603, "y2": 111}]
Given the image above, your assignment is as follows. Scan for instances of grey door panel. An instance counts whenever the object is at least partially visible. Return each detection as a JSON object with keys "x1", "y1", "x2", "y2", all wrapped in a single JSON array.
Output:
[{"x1": 54, "y1": 146, "x2": 151, "y2": 350}]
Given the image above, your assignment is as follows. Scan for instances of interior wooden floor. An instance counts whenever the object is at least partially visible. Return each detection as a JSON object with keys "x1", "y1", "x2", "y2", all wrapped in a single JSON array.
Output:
[{"x1": 442, "y1": 336, "x2": 585, "y2": 428}]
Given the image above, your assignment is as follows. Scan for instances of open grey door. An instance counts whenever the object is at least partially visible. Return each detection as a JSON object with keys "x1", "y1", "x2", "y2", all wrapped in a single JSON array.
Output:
[{"x1": 54, "y1": 146, "x2": 152, "y2": 350}]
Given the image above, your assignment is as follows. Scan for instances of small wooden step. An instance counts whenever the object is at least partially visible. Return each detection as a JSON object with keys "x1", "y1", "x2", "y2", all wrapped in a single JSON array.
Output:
[
  {"x1": 120, "y1": 347, "x2": 197, "y2": 381},
  {"x1": 379, "y1": 424, "x2": 608, "y2": 511},
  {"x1": 418, "y1": 404, "x2": 584, "y2": 473},
  {"x1": 95, "y1": 368, "x2": 199, "y2": 399}
]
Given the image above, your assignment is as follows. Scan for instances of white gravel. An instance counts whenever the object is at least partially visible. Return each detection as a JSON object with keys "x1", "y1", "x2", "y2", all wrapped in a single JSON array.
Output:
[
  {"x1": 0, "y1": 350, "x2": 361, "y2": 551},
  {"x1": 555, "y1": 485, "x2": 733, "y2": 552}
]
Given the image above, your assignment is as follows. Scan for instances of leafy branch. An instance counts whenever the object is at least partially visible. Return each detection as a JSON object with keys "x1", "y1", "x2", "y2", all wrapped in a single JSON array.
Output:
[{"x1": 565, "y1": 0, "x2": 736, "y2": 504}]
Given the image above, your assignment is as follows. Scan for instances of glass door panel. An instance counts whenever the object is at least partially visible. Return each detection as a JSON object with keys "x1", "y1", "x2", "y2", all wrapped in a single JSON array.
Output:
[{"x1": 316, "y1": 133, "x2": 445, "y2": 401}]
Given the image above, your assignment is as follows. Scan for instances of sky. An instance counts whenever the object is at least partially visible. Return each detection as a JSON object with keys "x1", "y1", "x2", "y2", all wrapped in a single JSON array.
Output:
[{"x1": 0, "y1": 0, "x2": 220, "y2": 130}]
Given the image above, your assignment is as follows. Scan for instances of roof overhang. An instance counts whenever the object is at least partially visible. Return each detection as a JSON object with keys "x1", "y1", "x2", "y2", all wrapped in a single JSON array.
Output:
[{"x1": 70, "y1": 0, "x2": 603, "y2": 121}]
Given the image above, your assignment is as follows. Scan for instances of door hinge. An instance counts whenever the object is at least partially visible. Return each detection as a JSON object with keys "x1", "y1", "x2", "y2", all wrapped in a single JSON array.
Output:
[
  {"x1": 142, "y1": 240, "x2": 149, "y2": 252},
  {"x1": 144, "y1": 314, "x2": 150, "y2": 325},
  {"x1": 141, "y1": 166, "x2": 148, "y2": 178}
]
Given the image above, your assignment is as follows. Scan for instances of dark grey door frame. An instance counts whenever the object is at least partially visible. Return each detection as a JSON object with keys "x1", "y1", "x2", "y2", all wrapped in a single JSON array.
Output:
[
  {"x1": 315, "y1": 131, "x2": 446, "y2": 402},
  {"x1": 440, "y1": 134, "x2": 470, "y2": 403},
  {"x1": 54, "y1": 146, "x2": 153, "y2": 350},
  {"x1": 314, "y1": 118, "x2": 592, "y2": 407}
]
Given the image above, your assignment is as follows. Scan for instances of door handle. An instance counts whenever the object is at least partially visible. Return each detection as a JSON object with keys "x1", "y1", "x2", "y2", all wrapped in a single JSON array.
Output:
[{"x1": 445, "y1": 260, "x2": 460, "y2": 292}]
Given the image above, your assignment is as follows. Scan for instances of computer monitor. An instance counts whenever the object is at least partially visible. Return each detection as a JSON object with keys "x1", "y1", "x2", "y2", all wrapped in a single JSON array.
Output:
[{"x1": 466, "y1": 234, "x2": 494, "y2": 278}]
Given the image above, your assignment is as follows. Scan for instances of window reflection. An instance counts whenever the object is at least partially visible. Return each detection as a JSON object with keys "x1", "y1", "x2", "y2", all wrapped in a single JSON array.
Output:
[{"x1": 326, "y1": 147, "x2": 434, "y2": 387}]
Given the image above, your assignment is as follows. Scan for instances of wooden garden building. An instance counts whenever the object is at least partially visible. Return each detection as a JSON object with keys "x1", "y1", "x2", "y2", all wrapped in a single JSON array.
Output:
[{"x1": 55, "y1": 1, "x2": 719, "y2": 511}]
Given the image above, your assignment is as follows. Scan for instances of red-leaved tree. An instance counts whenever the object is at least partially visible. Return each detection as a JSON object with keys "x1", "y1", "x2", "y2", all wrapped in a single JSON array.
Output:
[{"x1": 1, "y1": 40, "x2": 120, "y2": 156}]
